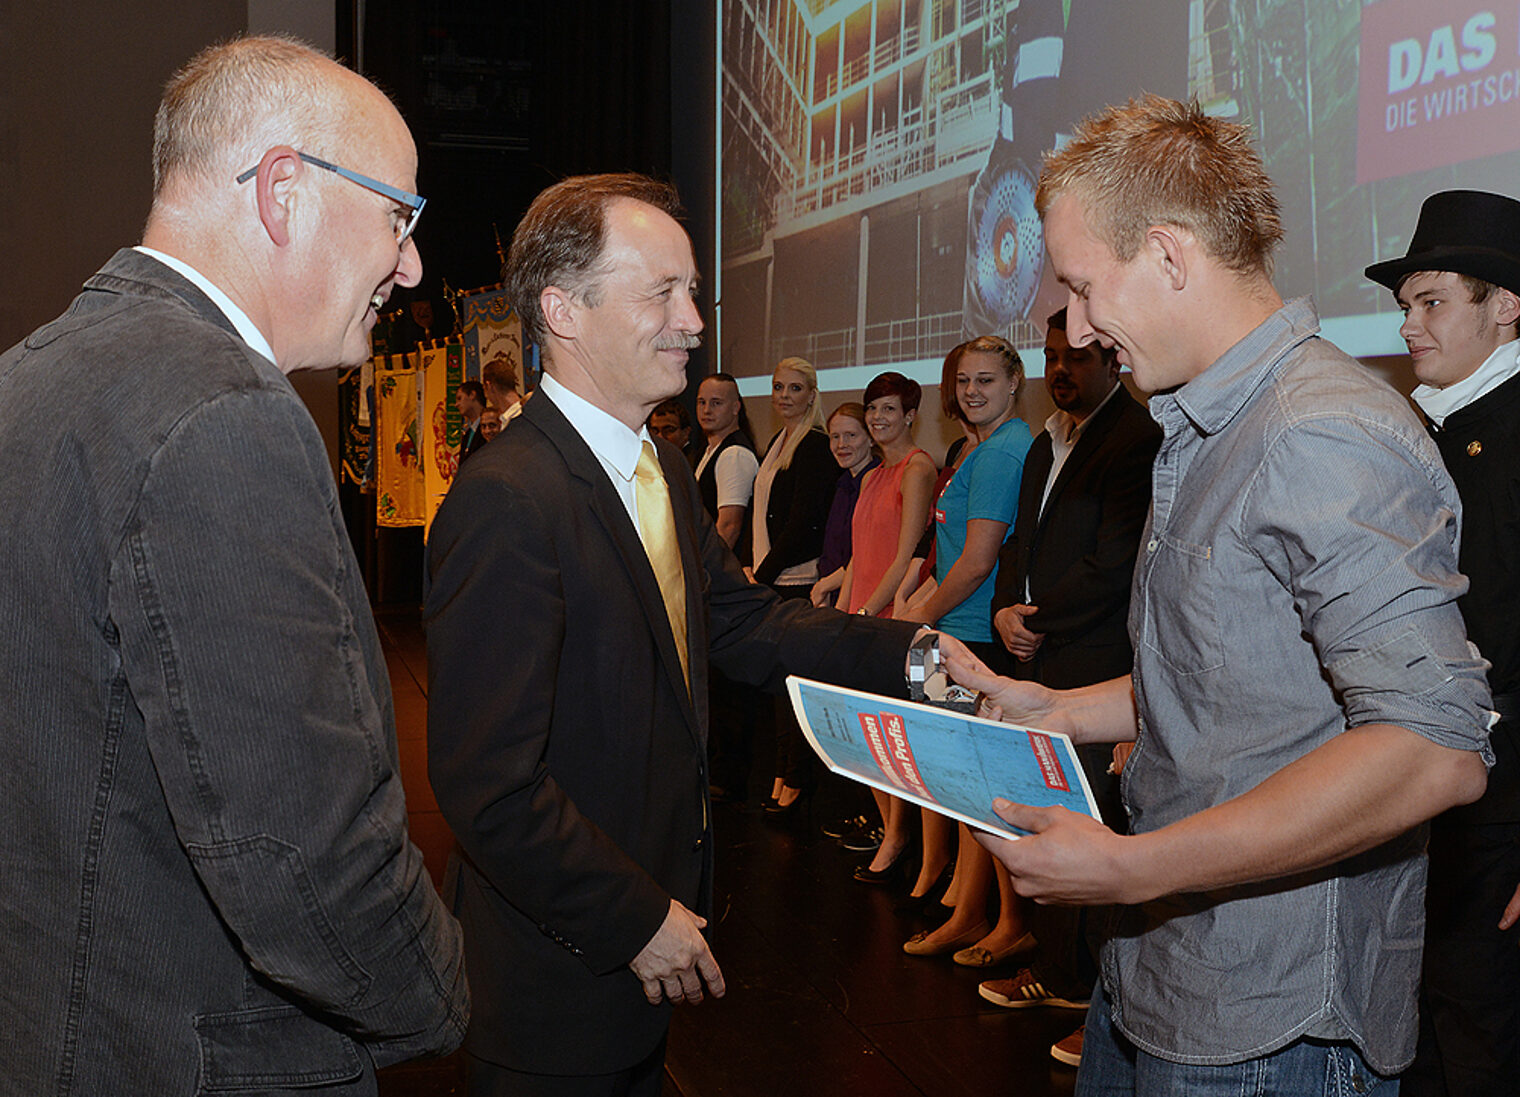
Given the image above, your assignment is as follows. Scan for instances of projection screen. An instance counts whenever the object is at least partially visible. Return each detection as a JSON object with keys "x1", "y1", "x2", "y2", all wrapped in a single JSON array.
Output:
[{"x1": 718, "y1": 0, "x2": 1520, "y2": 391}]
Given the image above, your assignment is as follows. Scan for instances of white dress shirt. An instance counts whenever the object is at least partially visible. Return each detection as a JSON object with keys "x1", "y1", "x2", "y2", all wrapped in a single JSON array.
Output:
[{"x1": 134, "y1": 246, "x2": 277, "y2": 366}]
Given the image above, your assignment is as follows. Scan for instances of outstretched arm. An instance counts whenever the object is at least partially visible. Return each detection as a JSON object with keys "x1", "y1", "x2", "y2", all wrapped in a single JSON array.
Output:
[{"x1": 977, "y1": 722, "x2": 1486, "y2": 906}]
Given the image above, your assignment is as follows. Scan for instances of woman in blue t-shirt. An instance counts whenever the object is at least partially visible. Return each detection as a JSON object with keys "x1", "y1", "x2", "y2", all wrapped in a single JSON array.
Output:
[
  {"x1": 902, "y1": 336, "x2": 1031, "y2": 643},
  {"x1": 897, "y1": 335, "x2": 1035, "y2": 965}
]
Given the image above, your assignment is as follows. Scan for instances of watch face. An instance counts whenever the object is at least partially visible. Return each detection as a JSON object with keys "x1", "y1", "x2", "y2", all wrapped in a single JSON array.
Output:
[{"x1": 907, "y1": 634, "x2": 942, "y2": 701}]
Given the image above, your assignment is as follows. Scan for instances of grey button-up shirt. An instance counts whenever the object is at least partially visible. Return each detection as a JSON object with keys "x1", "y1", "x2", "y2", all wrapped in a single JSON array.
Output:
[{"x1": 1109, "y1": 297, "x2": 1492, "y2": 1074}]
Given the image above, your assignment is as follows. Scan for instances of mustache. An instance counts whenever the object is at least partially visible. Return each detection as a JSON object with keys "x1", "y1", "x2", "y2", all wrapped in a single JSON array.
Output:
[{"x1": 655, "y1": 333, "x2": 702, "y2": 351}]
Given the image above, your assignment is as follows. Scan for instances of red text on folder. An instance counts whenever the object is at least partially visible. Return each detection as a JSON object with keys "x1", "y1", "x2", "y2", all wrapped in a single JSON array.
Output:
[
  {"x1": 859, "y1": 713, "x2": 907, "y2": 790},
  {"x1": 878, "y1": 713, "x2": 935, "y2": 802},
  {"x1": 1028, "y1": 731, "x2": 1070, "y2": 792}
]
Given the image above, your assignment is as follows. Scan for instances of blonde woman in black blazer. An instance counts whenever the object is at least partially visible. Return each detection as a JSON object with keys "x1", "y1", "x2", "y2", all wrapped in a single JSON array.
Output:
[{"x1": 751, "y1": 358, "x2": 839, "y2": 812}]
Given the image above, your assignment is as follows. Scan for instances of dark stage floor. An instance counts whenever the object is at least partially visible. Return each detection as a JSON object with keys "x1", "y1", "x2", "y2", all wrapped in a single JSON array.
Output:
[{"x1": 374, "y1": 608, "x2": 1081, "y2": 1097}]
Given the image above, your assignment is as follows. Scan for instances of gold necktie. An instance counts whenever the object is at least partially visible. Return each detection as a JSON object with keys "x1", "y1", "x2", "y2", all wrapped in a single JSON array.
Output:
[{"x1": 634, "y1": 441, "x2": 689, "y2": 690}]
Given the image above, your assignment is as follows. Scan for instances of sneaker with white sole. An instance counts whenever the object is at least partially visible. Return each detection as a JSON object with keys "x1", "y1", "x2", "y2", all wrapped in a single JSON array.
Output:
[
  {"x1": 822, "y1": 814, "x2": 868, "y2": 840},
  {"x1": 977, "y1": 968, "x2": 1089, "y2": 1010},
  {"x1": 1050, "y1": 1025, "x2": 1083, "y2": 1066},
  {"x1": 839, "y1": 823, "x2": 884, "y2": 852}
]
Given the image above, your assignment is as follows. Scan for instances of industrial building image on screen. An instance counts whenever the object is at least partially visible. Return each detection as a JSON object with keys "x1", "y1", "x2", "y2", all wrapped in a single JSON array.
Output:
[{"x1": 720, "y1": 0, "x2": 1520, "y2": 383}]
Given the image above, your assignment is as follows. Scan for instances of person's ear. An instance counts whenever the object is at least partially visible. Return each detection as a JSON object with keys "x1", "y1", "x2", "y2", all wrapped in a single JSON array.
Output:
[
  {"x1": 1146, "y1": 225, "x2": 1190, "y2": 292},
  {"x1": 541, "y1": 285, "x2": 578, "y2": 340},
  {"x1": 1494, "y1": 288, "x2": 1520, "y2": 329},
  {"x1": 250, "y1": 146, "x2": 303, "y2": 248}
]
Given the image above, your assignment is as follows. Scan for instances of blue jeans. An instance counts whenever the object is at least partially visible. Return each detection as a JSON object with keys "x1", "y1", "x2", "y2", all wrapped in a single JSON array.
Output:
[{"x1": 1077, "y1": 982, "x2": 1399, "y2": 1097}]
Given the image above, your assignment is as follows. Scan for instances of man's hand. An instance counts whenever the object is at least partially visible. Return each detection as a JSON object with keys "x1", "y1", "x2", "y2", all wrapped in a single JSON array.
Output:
[
  {"x1": 945, "y1": 642, "x2": 1060, "y2": 728},
  {"x1": 1501, "y1": 880, "x2": 1520, "y2": 934},
  {"x1": 975, "y1": 801, "x2": 1142, "y2": 906},
  {"x1": 932, "y1": 631, "x2": 977, "y2": 673},
  {"x1": 994, "y1": 603, "x2": 1044, "y2": 661},
  {"x1": 628, "y1": 900, "x2": 726, "y2": 1006}
]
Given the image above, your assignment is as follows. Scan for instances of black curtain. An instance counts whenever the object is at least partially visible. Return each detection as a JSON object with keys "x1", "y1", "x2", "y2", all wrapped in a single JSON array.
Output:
[{"x1": 350, "y1": 0, "x2": 713, "y2": 387}]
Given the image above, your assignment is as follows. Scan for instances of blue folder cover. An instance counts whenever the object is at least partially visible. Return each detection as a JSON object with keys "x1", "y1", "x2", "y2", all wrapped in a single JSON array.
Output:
[{"x1": 786, "y1": 676, "x2": 1101, "y2": 839}]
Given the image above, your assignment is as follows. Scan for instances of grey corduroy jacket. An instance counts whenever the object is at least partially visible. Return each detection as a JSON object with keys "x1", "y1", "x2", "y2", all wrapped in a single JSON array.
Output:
[{"x1": 0, "y1": 249, "x2": 467, "y2": 1095}]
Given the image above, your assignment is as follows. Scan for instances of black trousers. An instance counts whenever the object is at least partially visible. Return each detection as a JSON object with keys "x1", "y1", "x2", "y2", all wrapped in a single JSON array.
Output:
[
  {"x1": 1403, "y1": 815, "x2": 1520, "y2": 1096},
  {"x1": 1026, "y1": 741, "x2": 1127, "y2": 998},
  {"x1": 768, "y1": 583, "x2": 816, "y2": 790},
  {"x1": 707, "y1": 666, "x2": 760, "y2": 799},
  {"x1": 466, "y1": 1037, "x2": 668, "y2": 1097}
]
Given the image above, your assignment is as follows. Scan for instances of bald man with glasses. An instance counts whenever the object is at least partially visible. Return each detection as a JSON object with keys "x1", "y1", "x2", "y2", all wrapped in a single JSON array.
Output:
[{"x1": 0, "y1": 35, "x2": 467, "y2": 1095}]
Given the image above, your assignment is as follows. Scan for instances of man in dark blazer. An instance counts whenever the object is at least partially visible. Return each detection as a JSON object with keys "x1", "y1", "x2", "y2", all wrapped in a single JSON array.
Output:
[
  {"x1": 989, "y1": 308, "x2": 1160, "y2": 691},
  {"x1": 456, "y1": 379, "x2": 488, "y2": 462},
  {"x1": 0, "y1": 37, "x2": 467, "y2": 1095},
  {"x1": 425, "y1": 173, "x2": 930, "y2": 1097},
  {"x1": 979, "y1": 308, "x2": 1160, "y2": 1063}
]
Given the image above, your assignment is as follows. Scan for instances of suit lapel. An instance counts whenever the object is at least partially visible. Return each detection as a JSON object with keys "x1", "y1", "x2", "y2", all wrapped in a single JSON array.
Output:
[
  {"x1": 1023, "y1": 435, "x2": 1056, "y2": 536},
  {"x1": 525, "y1": 394, "x2": 702, "y2": 738},
  {"x1": 1036, "y1": 385, "x2": 1128, "y2": 526}
]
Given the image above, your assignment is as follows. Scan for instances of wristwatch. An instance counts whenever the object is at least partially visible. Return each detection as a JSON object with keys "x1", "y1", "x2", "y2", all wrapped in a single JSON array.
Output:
[
  {"x1": 906, "y1": 631, "x2": 942, "y2": 701},
  {"x1": 907, "y1": 630, "x2": 980, "y2": 713}
]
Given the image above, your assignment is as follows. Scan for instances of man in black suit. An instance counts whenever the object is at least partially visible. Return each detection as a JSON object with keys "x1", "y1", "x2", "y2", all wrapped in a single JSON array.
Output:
[
  {"x1": 988, "y1": 308, "x2": 1159, "y2": 690},
  {"x1": 425, "y1": 173, "x2": 929, "y2": 1096},
  {"x1": 456, "y1": 379, "x2": 487, "y2": 461},
  {"x1": 979, "y1": 308, "x2": 1160, "y2": 1065}
]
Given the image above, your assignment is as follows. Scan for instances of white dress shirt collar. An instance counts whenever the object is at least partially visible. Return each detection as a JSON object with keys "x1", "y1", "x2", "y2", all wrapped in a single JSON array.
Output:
[
  {"x1": 133, "y1": 246, "x2": 277, "y2": 366},
  {"x1": 1412, "y1": 338, "x2": 1520, "y2": 427},
  {"x1": 539, "y1": 373, "x2": 651, "y2": 524}
]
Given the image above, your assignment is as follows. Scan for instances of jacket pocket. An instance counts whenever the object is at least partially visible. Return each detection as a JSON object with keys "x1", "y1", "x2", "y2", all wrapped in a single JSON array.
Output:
[
  {"x1": 186, "y1": 835, "x2": 372, "y2": 1008},
  {"x1": 195, "y1": 1004, "x2": 363, "y2": 1091}
]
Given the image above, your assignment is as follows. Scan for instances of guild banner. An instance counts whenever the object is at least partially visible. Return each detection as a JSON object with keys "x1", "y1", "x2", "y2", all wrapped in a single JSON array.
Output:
[
  {"x1": 458, "y1": 284, "x2": 534, "y2": 393},
  {"x1": 419, "y1": 341, "x2": 465, "y2": 536},
  {"x1": 374, "y1": 358, "x2": 425, "y2": 527},
  {"x1": 338, "y1": 363, "x2": 374, "y2": 487}
]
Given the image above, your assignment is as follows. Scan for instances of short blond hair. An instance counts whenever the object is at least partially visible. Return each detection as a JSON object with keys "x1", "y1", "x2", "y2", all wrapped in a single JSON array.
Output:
[
  {"x1": 1036, "y1": 95, "x2": 1283, "y2": 277},
  {"x1": 152, "y1": 35, "x2": 339, "y2": 199}
]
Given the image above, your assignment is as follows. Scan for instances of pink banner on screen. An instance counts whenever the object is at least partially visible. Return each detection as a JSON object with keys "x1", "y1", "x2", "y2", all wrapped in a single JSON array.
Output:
[{"x1": 1358, "y1": 1, "x2": 1520, "y2": 183}]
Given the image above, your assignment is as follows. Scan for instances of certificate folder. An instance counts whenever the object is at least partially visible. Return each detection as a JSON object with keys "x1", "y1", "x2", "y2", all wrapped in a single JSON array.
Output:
[{"x1": 786, "y1": 676, "x2": 1102, "y2": 840}]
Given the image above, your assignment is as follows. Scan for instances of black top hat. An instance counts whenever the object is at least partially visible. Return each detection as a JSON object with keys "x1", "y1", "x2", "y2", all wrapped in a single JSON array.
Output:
[{"x1": 1365, "y1": 190, "x2": 1520, "y2": 297}]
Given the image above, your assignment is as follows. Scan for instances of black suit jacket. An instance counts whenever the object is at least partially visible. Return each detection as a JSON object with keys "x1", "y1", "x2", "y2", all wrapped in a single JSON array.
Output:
[
  {"x1": 753, "y1": 427, "x2": 837, "y2": 585},
  {"x1": 424, "y1": 391, "x2": 917, "y2": 1074},
  {"x1": 989, "y1": 384, "x2": 1161, "y2": 689},
  {"x1": 459, "y1": 422, "x2": 485, "y2": 463}
]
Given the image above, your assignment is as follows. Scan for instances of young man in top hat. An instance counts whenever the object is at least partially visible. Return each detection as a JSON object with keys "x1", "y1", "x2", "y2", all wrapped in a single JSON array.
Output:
[{"x1": 1366, "y1": 189, "x2": 1520, "y2": 1097}]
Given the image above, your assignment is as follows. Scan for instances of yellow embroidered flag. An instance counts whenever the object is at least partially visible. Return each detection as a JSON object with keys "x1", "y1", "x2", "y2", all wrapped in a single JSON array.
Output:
[
  {"x1": 374, "y1": 358, "x2": 425, "y2": 527},
  {"x1": 419, "y1": 341, "x2": 465, "y2": 537}
]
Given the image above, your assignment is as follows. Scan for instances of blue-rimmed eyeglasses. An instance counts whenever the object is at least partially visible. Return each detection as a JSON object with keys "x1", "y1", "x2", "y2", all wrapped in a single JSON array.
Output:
[{"x1": 236, "y1": 152, "x2": 426, "y2": 244}]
